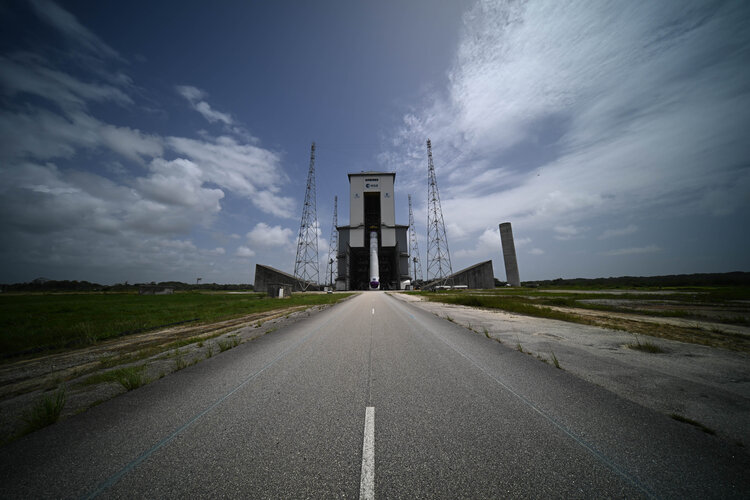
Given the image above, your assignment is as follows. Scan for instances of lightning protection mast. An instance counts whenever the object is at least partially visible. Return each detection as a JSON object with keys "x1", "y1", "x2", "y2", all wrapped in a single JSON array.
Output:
[
  {"x1": 294, "y1": 142, "x2": 320, "y2": 290},
  {"x1": 426, "y1": 139, "x2": 453, "y2": 284},
  {"x1": 408, "y1": 194, "x2": 424, "y2": 284},
  {"x1": 326, "y1": 195, "x2": 338, "y2": 288}
]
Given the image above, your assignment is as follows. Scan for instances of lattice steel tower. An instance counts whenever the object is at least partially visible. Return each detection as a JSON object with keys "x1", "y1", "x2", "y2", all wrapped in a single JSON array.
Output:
[
  {"x1": 426, "y1": 139, "x2": 453, "y2": 282},
  {"x1": 408, "y1": 194, "x2": 424, "y2": 283},
  {"x1": 294, "y1": 142, "x2": 320, "y2": 290},
  {"x1": 326, "y1": 196, "x2": 338, "y2": 287}
]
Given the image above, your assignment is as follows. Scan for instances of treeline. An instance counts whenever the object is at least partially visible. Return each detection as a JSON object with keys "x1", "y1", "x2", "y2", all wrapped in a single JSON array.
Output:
[
  {"x1": 0, "y1": 279, "x2": 254, "y2": 292},
  {"x1": 524, "y1": 271, "x2": 750, "y2": 288}
]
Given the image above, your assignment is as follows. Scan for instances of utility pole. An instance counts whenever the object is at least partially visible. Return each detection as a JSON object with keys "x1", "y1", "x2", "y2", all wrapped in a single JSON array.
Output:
[
  {"x1": 407, "y1": 194, "x2": 424, "y2": 284},
  {"x1": 327, "y1": 195, "x2": 338, "y2": 288},
  {"x1": 294, "y1": 142, "x2": 320, "y2": 290},
  {"x1": 425, "y1": 139, "x2": 453, "y2": 284}
]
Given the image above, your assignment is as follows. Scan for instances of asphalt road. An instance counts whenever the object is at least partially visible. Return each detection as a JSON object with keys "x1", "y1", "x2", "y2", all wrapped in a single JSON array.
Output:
[{"x1": 1, "y1": 291, "x2": 748, "y2": 498}]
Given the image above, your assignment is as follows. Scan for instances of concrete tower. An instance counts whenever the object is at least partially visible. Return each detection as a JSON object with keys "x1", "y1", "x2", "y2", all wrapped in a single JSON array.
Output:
[{"x1": 499, "y1": 222, "x2": 521, "y2": 287}]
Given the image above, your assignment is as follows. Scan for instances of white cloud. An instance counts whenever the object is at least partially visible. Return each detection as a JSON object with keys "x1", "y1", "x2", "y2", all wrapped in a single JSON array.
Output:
[
  {"x1": 0, "y1": 1, "x2": 301, "y2": 284},
  {"x1": 167, "y1": 135, "x2": 294, "y2": 218},
  {"x1": 177, "y1": 85, "x2": 234, "y2": 125},
  {"x1": 0, "y1": 107, "x2": 163, "y2": 163},
  {"x1": 514, "y1": 237, "x2": 531, "y2": 248},
  {"x1": 137, "y1": 158, "x2": 224, "y2": 213},
  {"x1": 530, "y1": 248, "x2": 544, "y2": 255},
  {"x1": 235, "y1": 246, "x2": 256, "y2": 258},
  {"x1": 0, "y1": 54, "x2": 132, "y2": 110},
  {"x1": 389, "y1": 0, "x2": 750, "y2": 238},
  {"x1": 454, "y1": 227, "x2": 501, "y2": 259},
  {"x1": 246, "y1": 222, "x2": 294, "y2": 248},
  {"x1": 554, "y1": 224, "x2": 588, "y2": 240},
  {"x1": 599, "y1": 224, "x2": 638, "y2": 240},
  {"x1": 603, "y1": 245, "x2": 661, "y2": 256}
]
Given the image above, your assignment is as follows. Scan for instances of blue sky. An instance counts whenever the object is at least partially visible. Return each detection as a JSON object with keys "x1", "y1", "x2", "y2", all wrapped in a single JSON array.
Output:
[{"x1": 1, "y1": 0, "x2": 748, "y2": 285}]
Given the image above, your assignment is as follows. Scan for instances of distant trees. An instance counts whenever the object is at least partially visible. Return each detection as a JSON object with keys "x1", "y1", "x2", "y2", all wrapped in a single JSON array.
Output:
[
  {"x1": 522, "y1": 272, "x2": 750, "y2": 288},
  {"x1": 0, "y1": 280, "x2": 255, "y2": 292}
]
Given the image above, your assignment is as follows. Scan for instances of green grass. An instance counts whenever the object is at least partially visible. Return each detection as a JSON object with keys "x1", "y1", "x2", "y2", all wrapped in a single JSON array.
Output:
[
  {"x1": 0, "y1": 292, "x2": 353, "y2": 358},
  {"x1": 81, "y1": 365, "x2": 148, "y2": 390},
  {"x1": 422, "y1": 293, "x2": 582, "y2": 323},
  {"x1": 22, "y1": 387, "x2": 66, "y2": 434},
  {"x1": 550, "y1": 349, "x2": 561, "y2": 369}
]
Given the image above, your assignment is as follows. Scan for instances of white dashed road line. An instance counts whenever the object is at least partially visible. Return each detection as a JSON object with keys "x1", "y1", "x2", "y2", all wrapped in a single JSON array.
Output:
[{"x1": 360, "y1": 406, "x2": 375, "y2": 500}]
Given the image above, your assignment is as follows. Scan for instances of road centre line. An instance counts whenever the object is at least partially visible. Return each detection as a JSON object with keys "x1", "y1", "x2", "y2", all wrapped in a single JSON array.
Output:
[{"x1": 360, "y1": 406, "x2": 375, "y2": 500}]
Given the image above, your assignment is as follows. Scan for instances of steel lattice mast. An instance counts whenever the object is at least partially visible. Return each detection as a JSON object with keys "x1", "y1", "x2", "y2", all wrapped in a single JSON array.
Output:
[
  {"x1": 326, "y1": 195, "x2": 338, "y2": 288},
  {"x1": 408, "y1": 194, "x2": 424, "y2": 283},
  {"x1": 425, "y1": 139, "x2": 453, "y2": 283},
  {"x1": 294, "y1": 142, "x2": 320, "y2": 290}
]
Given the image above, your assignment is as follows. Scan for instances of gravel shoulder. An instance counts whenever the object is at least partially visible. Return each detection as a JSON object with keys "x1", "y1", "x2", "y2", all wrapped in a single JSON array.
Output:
[{"x1": 390, "y1": 292, "x2": 750, "y2": 447}]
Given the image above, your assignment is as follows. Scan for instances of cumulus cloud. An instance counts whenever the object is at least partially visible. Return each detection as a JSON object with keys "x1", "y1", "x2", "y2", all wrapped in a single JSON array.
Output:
[
  {"x1": 177, "y1": 85, "x2": 234, "y2": 125},
  {"x1": 167, "y1": 135, "x2": 295, "y2": 218},
  {"x1": 235, "y1": 246, "x2": 256, "y2": 258},
  {"x1": 137, "y1": 158, "x2": 224, "y2": 213},
  {"x1": 246, "y1": 223, "x2": 294, "y2": 248},
  {"x1": 454, "y1": 227, "x2": 502, "y2": 259}
]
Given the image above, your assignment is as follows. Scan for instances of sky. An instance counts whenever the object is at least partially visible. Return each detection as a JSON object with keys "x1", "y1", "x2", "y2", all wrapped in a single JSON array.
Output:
[{"x1": 1, "y1": 0, "x2": 748, "y2": 285}]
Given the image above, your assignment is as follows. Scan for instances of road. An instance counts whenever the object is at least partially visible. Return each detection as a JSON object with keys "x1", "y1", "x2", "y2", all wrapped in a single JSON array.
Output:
[{"x1": 1, "y1": 291, "x2": 748, "y2": 498}]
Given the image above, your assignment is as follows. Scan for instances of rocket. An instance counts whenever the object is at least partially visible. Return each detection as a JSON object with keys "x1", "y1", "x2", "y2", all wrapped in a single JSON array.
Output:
[{"x1": 369, "y1": 231, "x2": 380, "y2": 289}]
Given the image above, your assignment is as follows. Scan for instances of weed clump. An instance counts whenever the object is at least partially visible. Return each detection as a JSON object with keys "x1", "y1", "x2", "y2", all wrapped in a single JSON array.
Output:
[
  {"x1": 81, "y1": 365, "x2": 149, "y2": 390},
  {"x1": 115, "y1": 366, "x2": 148, "y2": 390},
  {"x1": 218, "y1": 336, "x2": 240, "y2": 352},
  {"x1": 550, "y1": 350, "x2": 561, "y2": 369},
  {"x1": 174, "y1": 350, "x2": 188, "y2": 370},
  {"x1": 22, "y1": 387, "x2": 66, "y2": 434},
  {"x1": 627, "y1": 335, "x2": 665, "y2": 353}
]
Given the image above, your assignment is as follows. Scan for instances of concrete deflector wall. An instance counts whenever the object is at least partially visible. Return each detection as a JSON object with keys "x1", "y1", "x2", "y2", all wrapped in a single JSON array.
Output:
[{"x1": 255, "y1": 264, "x2": 317, "y2": 292}]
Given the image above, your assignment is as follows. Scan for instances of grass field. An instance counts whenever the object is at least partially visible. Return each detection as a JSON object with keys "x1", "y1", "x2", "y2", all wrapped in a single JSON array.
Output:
[
  {"x1": 415, "y1": 286, "x2": 750, "y2": 351},
  {"x1": 0, "y1": 292, "x2": 351, "y2": 358}
]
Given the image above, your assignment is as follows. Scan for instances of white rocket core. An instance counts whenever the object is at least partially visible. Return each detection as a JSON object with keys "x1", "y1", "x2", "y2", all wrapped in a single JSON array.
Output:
[{"x1": 369, "y1": 231, "x2": 379, "y2": 289}]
